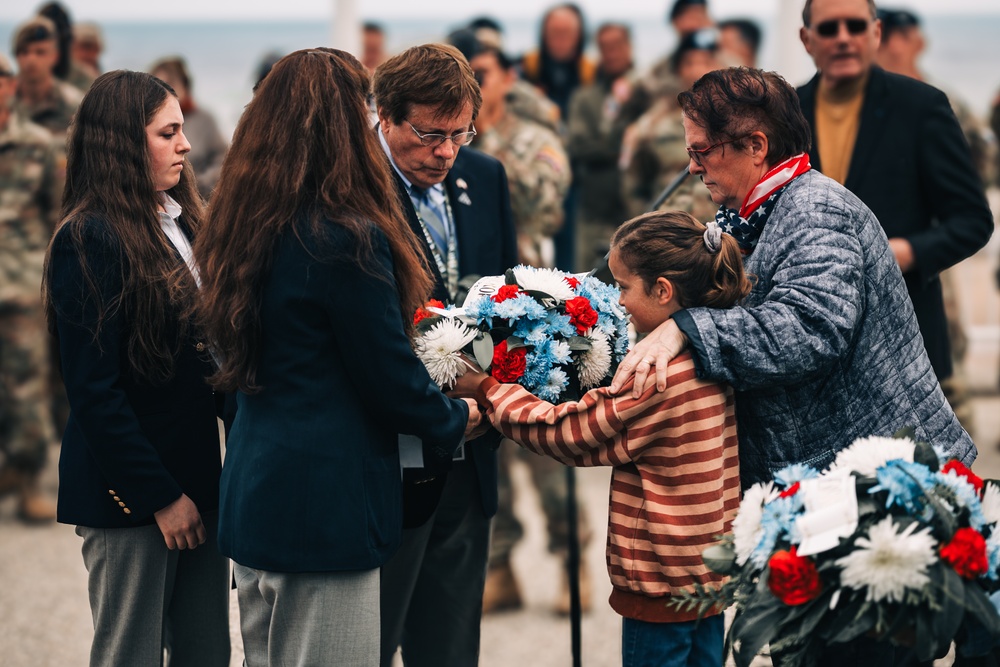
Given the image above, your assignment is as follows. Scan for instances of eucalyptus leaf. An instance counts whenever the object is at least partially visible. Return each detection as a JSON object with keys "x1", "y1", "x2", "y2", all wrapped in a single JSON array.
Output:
[
  {"x1": 472, "y1": 334, "x2": 494, "y2": 371},
  {"x1": 505, "y1": 336, "x2": 526, "y2": 351},
  {"x1": 702, "y1": 544, "x2": 737, "y2": 575},
  {"x1": 504, "y1": 268, "x2": 517, "y2": 285},
  {"x1": 567, "y1": 336, "x2": 593, "y2": 351}
]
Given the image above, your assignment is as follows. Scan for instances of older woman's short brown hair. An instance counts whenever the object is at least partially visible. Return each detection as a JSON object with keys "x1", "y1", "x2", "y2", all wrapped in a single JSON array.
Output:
[
  {"x1": 372, "y1": 43, "x2": 482, "y2": 125},
  {"x1": 678, "y1": 67, "x2": 811, "y2": 165}
]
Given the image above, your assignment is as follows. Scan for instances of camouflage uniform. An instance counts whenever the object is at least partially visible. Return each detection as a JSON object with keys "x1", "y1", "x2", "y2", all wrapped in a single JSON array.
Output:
[
  {"x1": 567, "y1": 70, "x2": 638, "y2": 273},
  {"x1": 474, "y1": 112, "x2": 571, "y2": 269},
  {"x1": 507, "y1": 80, "x2": 561, "y2": 133},
  {"x1": 619, "y1": 97, "x2": 718, "y2": 222},
  {"x1": 0, "y1": 111, "x2": 60, "y2": 475},
  {"x1": 473, "y1": 112, "x2": 589, "y2": 568},
  {"x1": 14, "y1": 81, "x2": 78, "y2": 436},
  {"x1": 13, "y1": 80, "x2": 83, "y2": 139}
]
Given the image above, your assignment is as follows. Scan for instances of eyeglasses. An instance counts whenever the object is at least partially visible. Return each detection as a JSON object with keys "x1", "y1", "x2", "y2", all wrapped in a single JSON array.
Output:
[
  {"x1": 685, "y1": 135, "x2": 750, "y2": 167},
  {"x1": 406, "y1": 121, "x2": 477, "y2": 148},
  {"x1": 814, "y1": 18, "x2": 870, "y2": 38}
]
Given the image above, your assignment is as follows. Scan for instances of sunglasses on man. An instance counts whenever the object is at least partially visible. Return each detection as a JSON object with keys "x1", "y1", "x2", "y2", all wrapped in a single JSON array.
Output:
[{"x1": 814, "y1": 18, "x2": 870, "y2": 37}]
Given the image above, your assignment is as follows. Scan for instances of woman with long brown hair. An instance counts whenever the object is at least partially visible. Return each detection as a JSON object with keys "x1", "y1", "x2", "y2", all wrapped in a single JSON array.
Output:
[
  {"x1": 43, "y1": 70, "x2": 229, "y2": 666},
  {"x1": 194, "y1": 48, "x2": 478, "y2": 664}
]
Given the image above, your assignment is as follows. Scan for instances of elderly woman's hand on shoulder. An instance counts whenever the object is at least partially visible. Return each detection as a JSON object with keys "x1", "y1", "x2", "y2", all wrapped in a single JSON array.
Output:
[{"x1": 610, "y1": 318, "x2": 688, "y2": 398}]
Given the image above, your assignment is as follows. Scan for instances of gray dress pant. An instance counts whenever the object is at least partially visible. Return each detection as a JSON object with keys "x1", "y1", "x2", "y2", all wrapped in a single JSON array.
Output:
[
  {"x1": 77, "y1": 511, "x2": 230, "y2": 667},
  {"x1": 380, "y1": 459, "x2": 492, "y2": 667},
  {"x1": 235, "y1": 563, "x2": 380, "y2": 667}
]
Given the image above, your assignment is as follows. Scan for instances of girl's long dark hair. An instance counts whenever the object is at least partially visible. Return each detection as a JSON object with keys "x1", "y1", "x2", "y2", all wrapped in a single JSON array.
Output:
[
  {"x1": 194, "y1": 48, "x2": 433, "y2": 393},
  {"x1": 43, "y1": 70, "x2": 204, "y2": 384},
  {"x1": 612, "y1": 211, "x2": 752, "y2": 309}
]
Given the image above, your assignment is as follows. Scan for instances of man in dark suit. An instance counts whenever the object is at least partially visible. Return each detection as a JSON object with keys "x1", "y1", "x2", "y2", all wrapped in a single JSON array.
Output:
[
  {"x1": 373, "y1": 44, "x2": 517, "y2": 667},
  {"x1": 796, "y1": 0, "x2": 993, "y2": 390}
]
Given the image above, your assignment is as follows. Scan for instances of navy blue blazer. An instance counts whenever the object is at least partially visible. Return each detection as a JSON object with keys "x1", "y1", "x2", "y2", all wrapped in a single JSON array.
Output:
[
  {"x1": 391, "y1": 146, "x2": 518, "y2": 527},
  {"x1": 797, "y1": 68, "x2": 993, "y2": 378},
  {"x1": 217, "y1": 214, "x2": 469, "y2": 572},
  {"x1": 49, "y1": 217, "x2": 222, "y2": 529}
]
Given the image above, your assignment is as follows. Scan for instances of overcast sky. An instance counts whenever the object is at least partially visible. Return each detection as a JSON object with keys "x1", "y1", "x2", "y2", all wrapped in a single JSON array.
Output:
[{"x1": 3, "y1": 0, "x2": 999, "y2": 21}]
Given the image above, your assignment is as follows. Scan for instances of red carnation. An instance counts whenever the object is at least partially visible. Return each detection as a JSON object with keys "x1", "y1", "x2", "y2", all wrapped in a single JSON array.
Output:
[
  {"x1": 565, "y1": 296, "x2": 598, "y2": 334},
  {"x1": 767, "y1": 547, "x2": 822, "y2": 605},
  {"x1": 413, "y1": 299, "x2": 446, "y2": 325},
  {"x1": 491, "y1": 339, "x2": 528, "y2": 383},
  {"x1": 779, "y1": 482, "x2": 801, "y2": 498},
  {"x1": 565, "y1": 276, "x2": 580, "y2": 289},
  {"x1": 940, "y1": 527, "x2": 988, "y2": 579},
  {"x1": 942, "y1": 460, "x2": 984, "y2": 495},
  {"x1": 492, "y1": 284, "x2": 521, "y2": 303}
]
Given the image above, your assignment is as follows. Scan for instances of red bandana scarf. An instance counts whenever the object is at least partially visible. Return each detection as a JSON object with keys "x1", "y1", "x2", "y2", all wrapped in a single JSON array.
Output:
[{"x1": 715, "y1": 153, "x2": 812, "y2": 255}]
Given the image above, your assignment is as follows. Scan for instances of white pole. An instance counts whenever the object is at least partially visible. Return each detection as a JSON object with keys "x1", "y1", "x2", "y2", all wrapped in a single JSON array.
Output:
[
  {"x1": 331, "y1": 0, "x2": 361, "y2": 59},
  {"x1": 771, "y1": 0, "x2": 816, "y2": 88}
]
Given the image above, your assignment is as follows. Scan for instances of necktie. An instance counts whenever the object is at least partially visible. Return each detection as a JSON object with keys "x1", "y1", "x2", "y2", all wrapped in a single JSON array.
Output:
[{"x1": 411, "y1": 185, "x2": 448, "y2": 257}]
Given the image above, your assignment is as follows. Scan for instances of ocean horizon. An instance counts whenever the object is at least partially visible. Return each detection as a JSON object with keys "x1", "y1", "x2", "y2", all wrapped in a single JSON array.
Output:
[{"x1": 2, "y1": 13, "x2": 999, "y2": 139}]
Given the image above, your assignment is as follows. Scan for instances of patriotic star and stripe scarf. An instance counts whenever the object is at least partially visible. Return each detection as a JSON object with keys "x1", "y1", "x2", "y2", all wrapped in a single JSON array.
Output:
[{"x1": 715, "y1": 153, "x2": 812, "y2": 255}]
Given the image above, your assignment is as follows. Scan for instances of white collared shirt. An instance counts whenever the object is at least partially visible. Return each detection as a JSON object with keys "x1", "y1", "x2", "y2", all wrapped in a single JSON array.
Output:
[{"x1": 157, "y1": 193, "x2": 201, "y2": 287}]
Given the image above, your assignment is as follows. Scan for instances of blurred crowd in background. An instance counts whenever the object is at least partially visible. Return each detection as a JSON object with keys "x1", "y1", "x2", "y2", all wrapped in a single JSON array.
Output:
[{"x1": 2, "y1": 0, "x2": 999, "y2": 621}]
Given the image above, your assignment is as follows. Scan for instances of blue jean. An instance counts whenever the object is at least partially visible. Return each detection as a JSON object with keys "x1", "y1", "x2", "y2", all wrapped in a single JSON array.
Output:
[{"x1": 622, "y1": 614, "x2": 724, "y2": 667}]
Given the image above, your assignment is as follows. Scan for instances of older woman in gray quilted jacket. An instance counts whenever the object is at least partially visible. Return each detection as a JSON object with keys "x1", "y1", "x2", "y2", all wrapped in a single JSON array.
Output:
[{"x1": 610, "y1": 67, "x2": 974, "y2": 488}]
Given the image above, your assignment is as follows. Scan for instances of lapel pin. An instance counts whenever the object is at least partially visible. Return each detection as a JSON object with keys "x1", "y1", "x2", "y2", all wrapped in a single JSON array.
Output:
[
  {"x1": 458, "y1": 192, "x2": 472, "y2": 206},
  {"x1": 456, "y1": 178, "x2": 468, "y2": 190}
]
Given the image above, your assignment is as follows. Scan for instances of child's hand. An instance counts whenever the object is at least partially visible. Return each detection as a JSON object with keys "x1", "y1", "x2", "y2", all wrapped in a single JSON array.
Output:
[{"x1": 451, "y1": 364, "x2": 490, "y2": 398}]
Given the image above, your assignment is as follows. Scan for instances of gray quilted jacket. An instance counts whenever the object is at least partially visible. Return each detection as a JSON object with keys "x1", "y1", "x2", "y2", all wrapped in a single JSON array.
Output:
[{"x1": 676, "y1": 169, "x2": 974, "y2": 487}]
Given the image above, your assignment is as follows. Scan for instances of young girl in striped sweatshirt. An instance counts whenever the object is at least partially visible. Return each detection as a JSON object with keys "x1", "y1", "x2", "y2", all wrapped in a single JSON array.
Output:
[{"x1": 455, "y1": 210, "x2": 752, "y2": 667}]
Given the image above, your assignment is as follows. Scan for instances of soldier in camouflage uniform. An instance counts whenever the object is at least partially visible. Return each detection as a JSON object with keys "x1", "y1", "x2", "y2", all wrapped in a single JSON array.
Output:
[
  {"x1": 567, "y1": 23, "x2": 638, "y2": 274},
  {"x1": 0, "y1": 55, "x2": 59, "y2": 521},
  {"x1": 471, "y1": 47, "x2": 571, "y2": 269},
  {"x1": 619, "y1": 29, "x2": 723, "y2": 224},
  {"x1": 468, "y1": 43, "x2": 591, "y2": 615},
  {"x1": 12, "y1": 16, "x2": 78, "y2": 439},
  {"x1": 12, "y1": 16, "x2": 83, "y2": 141}
]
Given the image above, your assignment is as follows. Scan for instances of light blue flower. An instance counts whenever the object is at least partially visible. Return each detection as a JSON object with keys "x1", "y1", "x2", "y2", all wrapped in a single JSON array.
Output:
[
  {"x1": 773, "y1": 464, "x2": 820, "y2": 488},
  {"x1": 870, "y1": 459, "x2": 936, "y2": 515},
  {"x1": 986, "y1": 531, "x2": 1000, "y2": 581},
  {"x1": 548, "y1": 340, "x2": 572, "y2": 365},
  {"x1": 750, "y1": 495, "x2": 804, "y2": 569},
  {"x1": 536, "y1": 367, "x2": 569, "y2": 403},
  {"x1": 935, "y1": 468, "x2": 988, "y2": 531},
  {"x1": 495, "y1": 294, "x2": 548, "y2": 322},
  {"x1": 516, "y1": 319, "x2": 550, "y2": 345},
  {"x1": 544, "y1": 310, "x2": 576, "y2": 338}
]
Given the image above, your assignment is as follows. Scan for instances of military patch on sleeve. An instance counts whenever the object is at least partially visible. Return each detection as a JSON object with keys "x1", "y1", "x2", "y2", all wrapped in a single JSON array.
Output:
[{"x1": 536, "y1": 145, "x2": 567, "y2": 175}]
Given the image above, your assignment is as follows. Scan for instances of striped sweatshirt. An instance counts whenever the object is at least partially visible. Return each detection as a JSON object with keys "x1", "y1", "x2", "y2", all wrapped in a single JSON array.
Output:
[{"x1": 477, "y1": 352, "x2": 740, "y2": 623}]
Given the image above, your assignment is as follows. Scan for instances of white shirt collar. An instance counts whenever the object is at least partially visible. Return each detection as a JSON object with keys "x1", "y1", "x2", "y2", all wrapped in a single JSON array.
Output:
[{"x1": 158, "y1": 192, "x2": 183, "y2": 220}]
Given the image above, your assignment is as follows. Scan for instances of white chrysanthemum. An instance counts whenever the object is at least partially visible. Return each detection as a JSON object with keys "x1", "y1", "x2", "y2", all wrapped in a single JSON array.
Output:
[
  {"x1": 577, "y1": 328, "x2": 612, "y2": 389},
  {"x1": 733, "y1": 482, "x2": 778, "y2": 566},
  {"x1": 415, "y1": 319, "x2": 478, "y2": 387},
  {"x1": 982, "y1": 484, "x2": 1000, "y2": 526},
  {"x1": 512, "y1": 266, "x2": 576, "y2": 302},
  {"x1": 827, "y1": 436, "x2": 916, "y2": 477},
  {"x1": 835, "y1": 516, "x2": 937, "y2": 602}
]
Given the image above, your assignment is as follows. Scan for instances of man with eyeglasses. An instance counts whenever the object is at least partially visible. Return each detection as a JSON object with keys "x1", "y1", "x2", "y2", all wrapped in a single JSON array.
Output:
[
  {"x1": 372, "y1": 43, "x2": 517, "y2": 667},
  {"x1": 796, "y1": 0, "x2": 992, "y2": 409}
]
